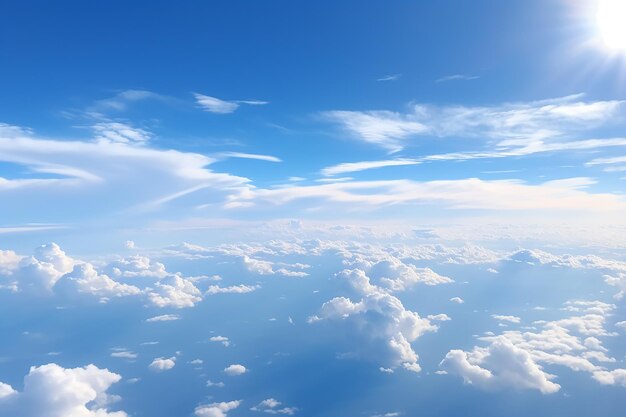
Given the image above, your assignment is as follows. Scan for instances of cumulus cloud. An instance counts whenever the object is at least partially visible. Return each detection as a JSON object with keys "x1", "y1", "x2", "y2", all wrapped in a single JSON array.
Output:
[
  {"x1": 223, "y1": 364, "x2": 247, "y2": 376},
  {"x1": 195, "y1": 400, "x2": 241, "y2": 417},
  {"x1": 310, "y1": 269, "x2": 438, "y2": 371},
  {"x1": 149, "y1": 357, "x2": 176, "y2": 372},
  {"x1": 146, "y1": 275, "x2": 202, "y2": 308},
  {"x1": 440, "y1": 337, "x2": 561, "y2": 394},
  {"x1": 251, "y1": 398, "x2": 298, "y2": 415},
  {"x1": 0, "y1": 363, "x2": 127, "y2": 416},
  {"x1": 442, "y1": 300, "x2": 624, "y2": 392},
  {"x1": 450, "y1": 297, "x2": 464, "y2": 304},
  {"x1": 210, "y1": 336, "x2": 231, "y2": 347}
]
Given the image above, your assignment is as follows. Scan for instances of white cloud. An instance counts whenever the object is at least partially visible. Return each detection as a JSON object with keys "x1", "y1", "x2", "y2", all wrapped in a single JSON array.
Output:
[
  {"x1": 146, "y1": 275, "x2": 202, "y2": 308},
  {"x1": 92, "y1": 122, "x2": 152, "y2": 144},
  {"x1": 227, "y1": 177, "x2": 626, "y2": 212},
  {"x1": 206, "y1": 379, "x2": 225, "y2": 387},
  {"x1": 322, "y1": 95, "x2": 624, "y2": 152},
  {"x1": 146, "y1": 314, "x2": 181, "y2": 322},
  {"x1": 450, "y1": 297, "x2": 464, "y2": 304},
  {"x1": 436, "y1": 74, "x2": 479, "y2": 82},
  {"x1": 440, "y1": 337, "x2": 561, "y2": 394},
  {"x1": 217, "y1": 152, "x2": 282, "y2": 163},
  {"x1": 195, "y1": 400, "x2": 241, "y2": 417},
  {"x1": 491, "y1": 315, "x2": 521, "y2": 324},
  {"x1": 321, "y1": 158, "x2": 420, "y2": 177},
  {"x1": 0, "y1": 363, "x2": 127, "y2": 416},
  {"x1": 194, "y1": 94, "x2": 239, "y2": 114},
  {"x1": 377, "y1": 74, "x2": 401, "y2": 82},
  {"x1": 149, "y1": 357, "x2": 176, "y2": 372},
  {"x1": 310, "y1": 269, "x2": 438, "y2": 370},
  {"x1": 251, "y1": 398, "x2": 298, "y2": 415},
  {"x1": 616, "y1": 321, "x2": 626, "y2": 330},
  {"x1": 223, "y1": 364, "x2": 247, "y2": 376},
  {"x1": 206, "y1": 284, "x2": 260, "y2": 294},
  {"x1": 603, "y1": 273, "x2": 626, "y2": 299},
  {"x1": 321, "y1": 110, "x2": 428, "y2": 152},
  {"x1": 58, "y1": 263, "x2": 141, "y2": 298},
  {"x1": 210, "y1": 336, "x2": 231, "y2": 347},
  {"x1": 111, "y1": 350, "x2": 138, "y2": 360}
]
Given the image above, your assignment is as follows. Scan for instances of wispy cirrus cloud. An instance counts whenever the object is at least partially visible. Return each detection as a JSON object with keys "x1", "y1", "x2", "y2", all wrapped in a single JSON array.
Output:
[
  {"x1": 194, "y1": 93, "x2": 268, "y2": 114},
  {"x1": 377, "y1": 74, "x2": 402, "y2": 82},
  {"x1": 435, "y1": 74, "x2": 480, "y2": 82},
  {"x1": 321, "y1": 95, "x2": 625, "y2": 152}
]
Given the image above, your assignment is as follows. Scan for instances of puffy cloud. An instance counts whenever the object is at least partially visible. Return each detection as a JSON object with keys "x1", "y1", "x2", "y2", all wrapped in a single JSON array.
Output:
[
  {"x1": 57, "y1": 263, "x2": 141, "y2": 298},
  {"x1": 206, "y1": 380, "x2": 225, "y2": 388},
  {"x1": 0, "y1": 363, "x2": 127, "y2": 416},
  {"x1": 251, "y1": 398, "x2": 298, "y2": 415},
  {"x1": 344, "y1": 255, "x2": 452, "y2": 292},
  {"x1": 443, "y1": 300, "x2": 623, "y2": 392},
  {"x1": 195, "y1": 400, "x2": 241, "y2": 417},
  {"x1": 310, "y1": 269, "x2": 438, "y2": 370},
  {"x1": 146, "y1": 275, "x2": 202, "y2": 308},
  {"x1": 149, "y1": 357, "x2": 176, "y2": 372},
  {"x1": 10, "y1": 243, "x2": 75, "y2": 294},
  {"x1": 449, "y1": 297, "x2": 464, "y2": 304},
  {"x1": 603, "y1": 273, "x2": 626, "y2": 300},
  {"x1": 223, "y1": 364, "x2": 247, "y2": 376},
  {"x1": 592, "y1": 369, "x2": 626, "y2": 387},
  {"x1": 440, "y1": 337, "x2": 561, "y2": 394},
  {"x1": 210, "y1": 336, "x2": 231, "y2": 347}
]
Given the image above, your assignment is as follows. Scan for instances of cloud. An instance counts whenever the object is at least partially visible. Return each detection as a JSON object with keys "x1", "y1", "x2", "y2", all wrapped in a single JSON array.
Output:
[
  {"x1": 216, "y1": 152, "x2": 282, "y2": 163},
  {"x1": 149, "y1": 357, "x2": 176, "y2": 372},
  {"x1": 92, "y1": 122, "x2": 152, "y2": 144},
  {"x1": 377, "y1": 74, "x2": 401, "y2": 82},
  {"x1": 210, "y1": 336, "x2": 231, "y2": 347},
  {"x1": 223, "y1": 364, "x2": 247, "y2": 376},
  {"x1": 195, "y1": 400, "x2": 241, "y2": 417},
  {"x1": 194, "y1": 94, "x2": 268, "y2": 114},
  {"x1": 322, "y1": 95, "x2": 624, "y2": 151},
  {"x1": 90, "y1": 89, "x2": 166, "y2": 112},
  {"x1": 0, "y1": 363, "x2": 127, "y2": 416},
  {"x1": 435, "y1": 74, "x2": 480, "y2": 82},
  {"x1": 57, "y1": 263, "x2": 142, "y2": 298},
  {"x1": 440, "y1": 337, "x2": 561, "y2": 394},
  {"x1": 442, "y1": 300, "x2": 624, "y2": 392},
  {"x1": 146, "y1": 275, "x2": 202, "y2": 308},
  {"x1": 321, "y1": 159, "x2": 420, "y2": 176},
  {"x1": 0, "y1": 127, "x2": 250, "y2": 223},
  {"x1": 321, "y1": 110, "x2": 428, "y2": 152},
  {"x1": 206, "y1": 284, "x2": 260, "y2": 294},
  {"x1": 146, "y1": 314, "x2": 181, "y2": 322},
  {"x1": 450, "y1": 297, "x2": 464, "y2": 304},
  {"x1": 491, "y1": 315, "x2": 521, "y2": 324},
  {"x1": 309, "y1": 268, "x2": 438, "y2": 370},
  {"x1": 227, "y1": 177, "x2": 626, "y2": 212},
  {"x1": 251, "y1": 398, "x2": 298, "y2": 415}
]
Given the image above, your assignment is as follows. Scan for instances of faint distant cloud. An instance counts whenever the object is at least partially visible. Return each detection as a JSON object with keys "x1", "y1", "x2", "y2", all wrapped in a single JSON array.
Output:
[
  {"x1": 91, "y1": 89, "x2": 167, "y2": 111},
  {"x1": 216, "y1": 152, "x2": 282, "y2": 163},
  {"x1": 436, "y1": 74, "x2": 479, "y2": 83},
  {"x1": 194, "y1": 93, "x2": 268, "y2": 114},
  {"x1": 377, "y1": 73, "x2": 401, "y2": 82}
]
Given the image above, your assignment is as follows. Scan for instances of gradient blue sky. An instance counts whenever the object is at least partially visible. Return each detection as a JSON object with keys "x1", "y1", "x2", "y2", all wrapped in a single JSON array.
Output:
[{"x1": 1, "y1": 1, "x2": 626, "y2": 417}]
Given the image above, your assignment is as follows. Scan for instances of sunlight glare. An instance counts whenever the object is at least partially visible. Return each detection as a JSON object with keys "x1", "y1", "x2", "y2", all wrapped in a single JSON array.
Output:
[{"x1": 597, "y1": 0, "x2": 626, "y2": 51}]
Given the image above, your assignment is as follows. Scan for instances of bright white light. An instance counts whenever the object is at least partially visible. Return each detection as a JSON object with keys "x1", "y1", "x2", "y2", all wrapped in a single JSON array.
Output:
[{"x1": 597, "y1": 0, "x2": 626, "y2": 50}]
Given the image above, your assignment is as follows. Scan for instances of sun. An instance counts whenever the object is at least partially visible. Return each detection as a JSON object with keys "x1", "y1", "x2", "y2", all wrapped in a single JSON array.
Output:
[{"x1": 596, "y1": 0, "x2": 626, "y2": 51}]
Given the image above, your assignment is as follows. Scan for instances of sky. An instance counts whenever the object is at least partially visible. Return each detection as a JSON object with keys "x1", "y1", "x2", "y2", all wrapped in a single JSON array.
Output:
[{"x1": 1, "y1": 1, "x2": 626, "y2": 416}]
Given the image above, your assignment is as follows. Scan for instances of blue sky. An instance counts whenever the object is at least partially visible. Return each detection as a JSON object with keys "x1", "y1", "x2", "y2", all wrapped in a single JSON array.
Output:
[{"x1": 1, "y1": 1, "x2": 626, "y2": 416}]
